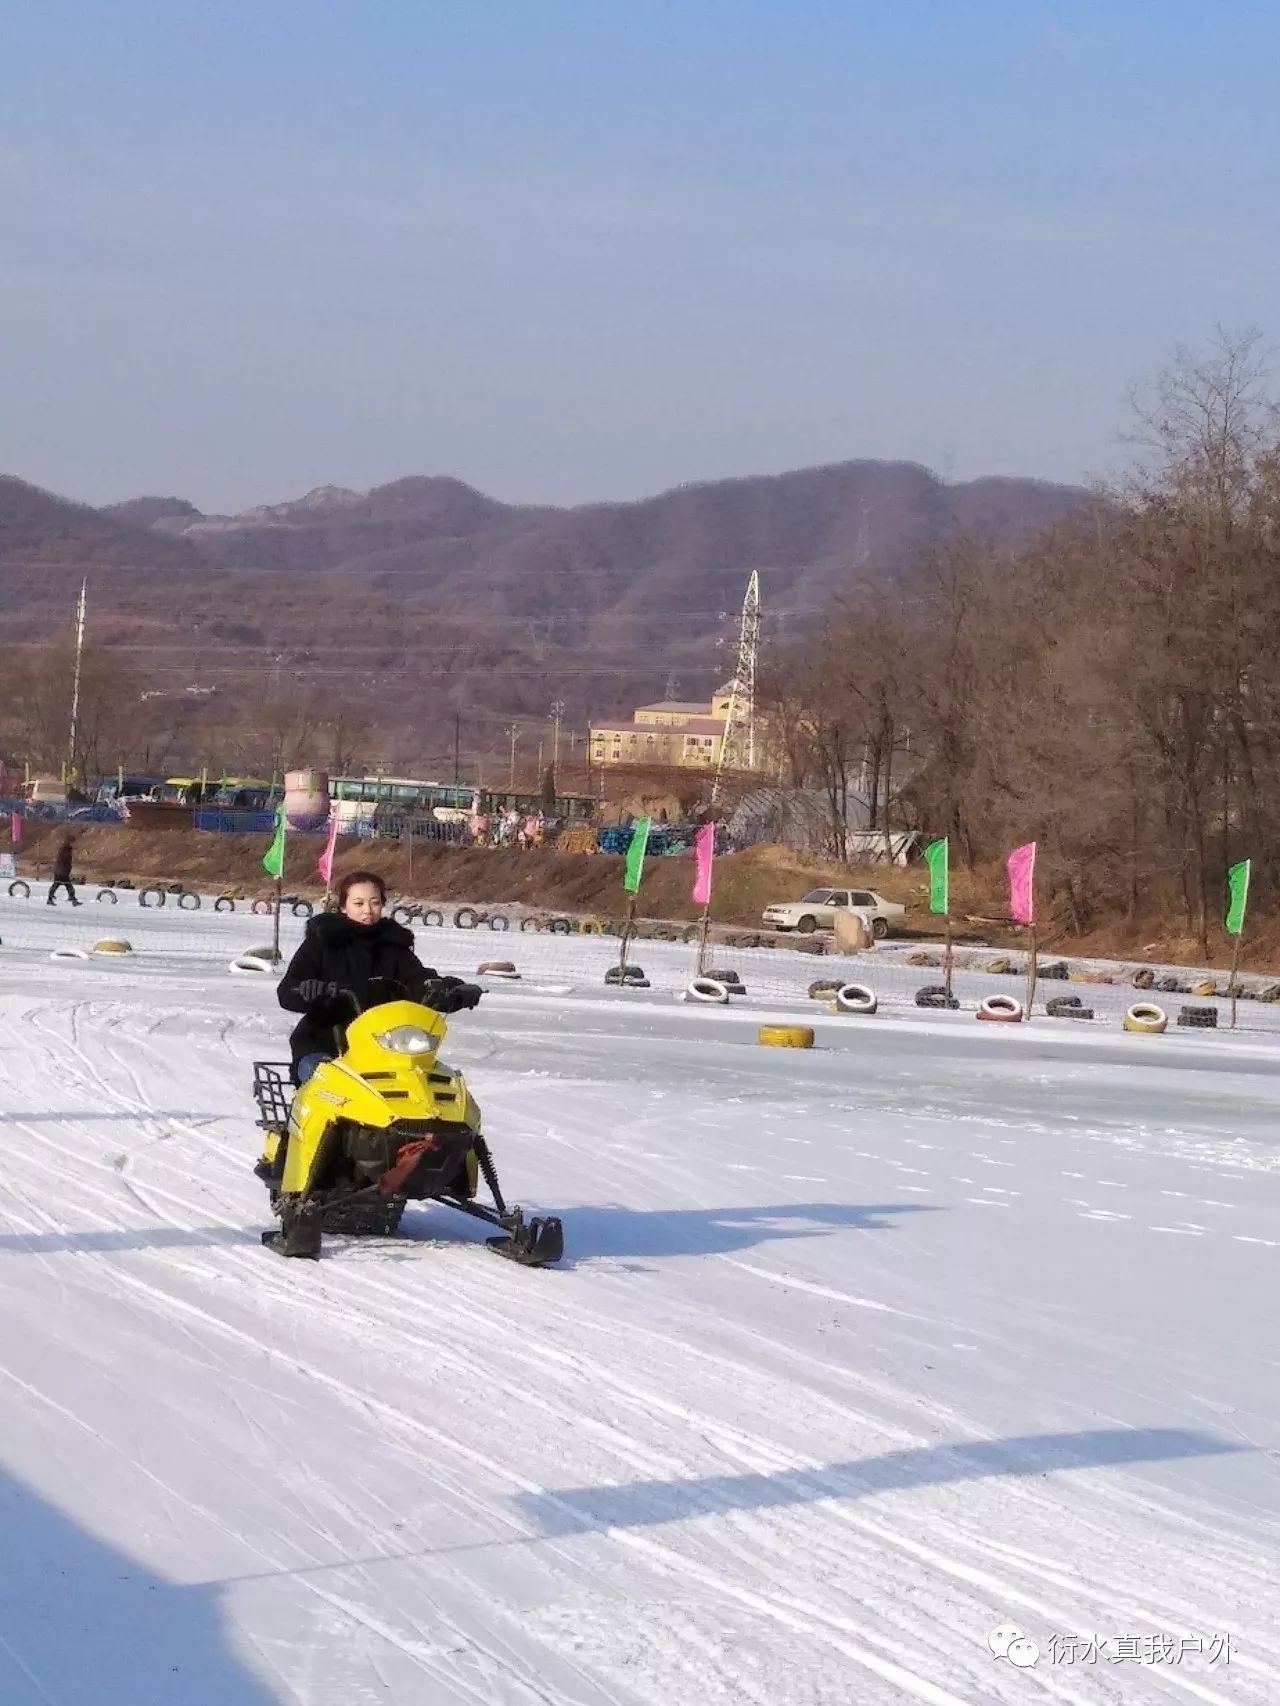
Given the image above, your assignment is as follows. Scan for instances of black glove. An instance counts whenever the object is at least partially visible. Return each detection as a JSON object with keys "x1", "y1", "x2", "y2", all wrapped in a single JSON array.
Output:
[
  {"x1": 295, "y1": 977, "x2": 341, "y2": 1008},
  {"x1": 423, "y1": 979, "x2": 482, "y2": 1013}
]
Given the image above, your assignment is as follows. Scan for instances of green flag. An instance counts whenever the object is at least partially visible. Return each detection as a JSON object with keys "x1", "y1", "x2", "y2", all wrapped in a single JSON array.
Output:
[
  {"x1": 923, "y1": 837, "x2": 949, "y2": 915},
  {"x1": 1225, "y1": 858, "x2": 1251, "y2": 936},
  {"x1": 622, "y1": 816, "x2": 651, "y2": 894},
  {"x1": 262, "y1": 801, "x2": 287, "y2": 881}
]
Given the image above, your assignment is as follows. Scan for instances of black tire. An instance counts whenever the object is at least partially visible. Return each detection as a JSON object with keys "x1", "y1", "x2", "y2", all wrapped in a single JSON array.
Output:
[
  {"x1": 96, "y1": 889, "x2": 118, "y2": 904},
  {"x1": 488, "y1": 914, "x2": 510, "y2": 931},
  {"x1": 605, "y1": 964, "x2": 647, "y2": 985},
  {"x1": 705, "y1": 967, "x2": 742, "y2": 986},
  {"x1": 178, "y1": 891, "x2": 200, "y2": 911},
  {"x1": 871, "y1": 917, "x2": 889, "y2": 940},
  {"x1": 292, "y1": 900, "x2": 313, "y2": 919},
  {"x1": 138, "y1": 887, "x2": 165, "y2": 908},
  {"x1": 421, "y1": 907, "x2": 444, "y2": 927},
  {"x1": 796, "y1": 914, "x2": 818, "y2": 934},
  {"x1": 391, "y1": 905, "x2": 417, "y2": 925},
  {"x1": 214, "y1": 896, "x2": 236, "y2": 913},
  {"x1": 548, "y1": 916, "x2": 571, "y2": 935},
  {"x1": 8, "y1": 880, "x2": 29, "y2": 899},
  {"x1": 1045, "y1": 995, "x2": 1083, "y2": 1016},
  {"x1": 808, "y1": 978, "x2": 842, "y2": 999},
  {"x1": 1039, "y1": 961, "x2": 1069, "y2": 980},
  {"x1": 1177, "y1": 1005, "x2": 1218, "y2": 1029},
  {"x1": 915, "y1": 984, "x2": 960, "y2": 1010},
  {"x1": 454, "y1": 906, "x2": 478, "y2": 929}
]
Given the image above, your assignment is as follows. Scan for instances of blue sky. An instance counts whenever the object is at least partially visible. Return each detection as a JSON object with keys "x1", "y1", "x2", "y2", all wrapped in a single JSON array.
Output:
[{"x1": 2, "y1": 1, "x2": 1277, "y2": 510}]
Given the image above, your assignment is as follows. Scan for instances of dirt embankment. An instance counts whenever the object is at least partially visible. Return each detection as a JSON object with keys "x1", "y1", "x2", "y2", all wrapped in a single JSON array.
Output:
[{"x1": 12, "y1": 823, "x2": 1279, "y2": 974}]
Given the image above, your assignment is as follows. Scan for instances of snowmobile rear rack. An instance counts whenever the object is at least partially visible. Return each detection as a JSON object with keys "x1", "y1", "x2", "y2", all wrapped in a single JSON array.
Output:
[{"x1": 253, "y1": 1061, "x2": 293, "y2": 1131}]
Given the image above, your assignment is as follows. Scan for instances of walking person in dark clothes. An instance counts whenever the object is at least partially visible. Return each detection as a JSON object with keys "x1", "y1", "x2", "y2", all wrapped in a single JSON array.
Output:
[
  {"x1": 46, "y1": 832, "x2": 81, "y2": 906},
  {"x1": 276, "y1": 869, "x2": 482, "y2": 1085}
]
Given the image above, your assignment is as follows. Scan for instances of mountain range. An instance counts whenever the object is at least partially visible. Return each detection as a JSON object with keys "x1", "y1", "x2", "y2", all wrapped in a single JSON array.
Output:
[{"x1": 0, "y1": 459, "x2": 1095, "y2": 765}]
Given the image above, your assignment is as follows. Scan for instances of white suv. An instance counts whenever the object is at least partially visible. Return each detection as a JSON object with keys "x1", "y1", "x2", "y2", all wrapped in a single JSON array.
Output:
[{"x1": 762, "y1": 887, "x2": 906, "y2": 939}]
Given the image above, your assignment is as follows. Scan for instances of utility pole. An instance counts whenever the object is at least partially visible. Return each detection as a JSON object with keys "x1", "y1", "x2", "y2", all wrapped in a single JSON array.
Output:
[
  {"x1": 67, "y1": 577, "x2": 87, "y2": 786},
  {"x1": 505, "y1": 723, "x2": 519, "y2": 790},
  {"x1": 550, "y1": 698, "x2": 565, "y2": 781},
  {"x1": 453, "y1": 710, "x2": 461, "y2": 784}
]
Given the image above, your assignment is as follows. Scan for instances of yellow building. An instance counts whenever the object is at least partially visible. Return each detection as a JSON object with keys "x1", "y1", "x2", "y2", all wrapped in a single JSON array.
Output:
[{"x1": 590, "y1": 686, "x2": 753, "y2": 770}]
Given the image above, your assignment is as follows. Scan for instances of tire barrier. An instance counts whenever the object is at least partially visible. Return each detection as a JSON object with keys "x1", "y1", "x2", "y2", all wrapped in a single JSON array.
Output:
[
  {"x1": 92, "y1": 939, "x2": 133, "y2": 956},
  {"x1": 96, "y1": 889, "x2": 118, "y2": 904},
  {"x1": 1177, "y1": 1004, "x2": 1218, "y2": 1029},
  {"x1": 1131, "y1": 968, "x2": 1156, "y2": 990},
  {"x1": 292, "y1": 900, "x2": 314, "y2": 919},
  {"x1": 548, "y1": 916, "x2": 572, "y2": 935},
  {"x1": 604, "y1": 964, "x2": 649, "y2": 989},
  {"x1": 214, "y1": 896, "x2": 236, "y2": 913},
  {"x1": 50, "y1": 946, "x2": 90, "y2": 961},
  {"x1": 178, "y1": 891, "x2": 201, "y2": 911},
  {"x1": 391, "y1": 905, "x2": 418, "y2": 925},
  {"x1": 251, "y1": 899, "x2": 273, "y2": 916},
  {"x1": 915, "y1": 985, "x2": 960, "y2": 1010},
  {"x1": 230, "y1": 953, "x2": 278, "y2": 975},
  {"x1": 833, "y1": 983, "x2": 878, "y2": 1015},
  {"x1": 577, "y1": 918, "x2": 605, "y2": 935},
  {"x1": 519, "y1": 916, "x2": 541, "y2": 934},
  {"x1": 8, "y1": 880, "x2": 30, "y2": 899},
  {"x1": 808, "y1": 979, "x2": 843, "y2": 1001},
  {"x1": 757, "y1": 1025, "x2": 815, "y2": 1049},
  {"x1": 986, "y1": 957, "x2": 1013, "y2": 974},
  {"x1": 684, "y1": 976, "x2": 730, "y2": 1005},
  {"x1": 454, "y1": 907, "x2": 479, "y2": 930},
  {"x1": 1190, "y1": 978, "x2": 1218, "y2": 998},
  {"x1": 1156, "y1": 975, "x2": 1184, "y2": 994},
  {"x1": 1046, "y1": 995, "x2": 1093, "y2": 1020},
  {"x1": 421, "y1": 908, "x2": 445, "y2": 927},
  {"x1": 704, "y1": 967, "x2": 742, "y2": 987},
  {"x1": 487, "y1": 914, "x2": 510, "y2": 932},
  {"x1": 138, "y1": 887, "x2": 166, "y2": 907},
  {"x1": 977, "y1": 994, "x2": 1024, "y2": 1023},
  {"x1": 1123, "y1": 1003, "x2": 1168, "y2": 1035},
  {"x1": 1039, "y1": 961, "x2": 1069, "y2": 980}
]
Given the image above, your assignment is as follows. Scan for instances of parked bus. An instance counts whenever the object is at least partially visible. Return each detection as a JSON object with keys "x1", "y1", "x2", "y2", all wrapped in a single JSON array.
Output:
[{"x1": 329, "y1": 776, "x2": 477, "y2": 829}]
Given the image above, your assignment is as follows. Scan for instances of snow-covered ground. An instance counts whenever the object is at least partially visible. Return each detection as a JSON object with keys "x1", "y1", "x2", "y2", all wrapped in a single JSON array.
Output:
[{"x1": 0, "y1": 892, "x2": 1277, "y2": 1704}]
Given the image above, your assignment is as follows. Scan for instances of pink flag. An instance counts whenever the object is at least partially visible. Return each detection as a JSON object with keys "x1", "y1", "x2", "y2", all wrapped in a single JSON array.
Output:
[
  {"x1": 10, "y1": 812, "x2": 21, "y2": 845},
  {"x1": 691, "y1": 822, "x2": 715, "y2": 907},
  {"x1": 316, "y1": 811, "x2": 340, "y2": 887},
  {"x1": 1006, "y1": 841, "x2": 1037, "y2": 925}
]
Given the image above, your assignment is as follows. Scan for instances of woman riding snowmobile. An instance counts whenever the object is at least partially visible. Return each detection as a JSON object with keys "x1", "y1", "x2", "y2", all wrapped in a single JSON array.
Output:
[{"x1": 278, "y1": 870, "x2": 482, "y2": 1083}]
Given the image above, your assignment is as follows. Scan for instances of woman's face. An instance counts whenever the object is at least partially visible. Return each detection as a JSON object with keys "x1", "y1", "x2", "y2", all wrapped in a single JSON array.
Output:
[{"x1": 342, "y1": 881, "x2": 384, "y2": 925}]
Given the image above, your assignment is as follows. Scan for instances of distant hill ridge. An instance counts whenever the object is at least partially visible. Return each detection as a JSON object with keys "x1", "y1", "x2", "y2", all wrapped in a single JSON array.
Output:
[{"x1": 0, "y1": 458, "x2": 1096, "y2": 725}]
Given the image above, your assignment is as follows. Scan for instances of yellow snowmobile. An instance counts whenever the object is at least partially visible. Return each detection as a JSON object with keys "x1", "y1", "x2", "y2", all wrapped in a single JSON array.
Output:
[{"x1": 251, "y1": 981, "x2": 563, "y2": 1265}]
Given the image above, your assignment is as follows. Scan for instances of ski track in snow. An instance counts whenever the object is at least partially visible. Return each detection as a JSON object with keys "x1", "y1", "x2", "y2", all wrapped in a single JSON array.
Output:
[{"x1": 0, "y1": 902, "x2": 1277, "y2": 1702}]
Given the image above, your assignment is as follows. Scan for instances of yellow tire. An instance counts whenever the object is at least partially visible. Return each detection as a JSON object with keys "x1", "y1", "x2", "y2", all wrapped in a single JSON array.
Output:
[
  {"x1": 1123, "y1": 1003, "x2": 1168, "y2": 1035},
  {"x1": 757, "y1": 1025, "x2": 815, "y2": 1049},
  {"x1": 92, "y1": 939, "x2": 133, "y2": 955},
  {"x1": 1191, "y1": 978, "x2": 1218, "y2": 998}
]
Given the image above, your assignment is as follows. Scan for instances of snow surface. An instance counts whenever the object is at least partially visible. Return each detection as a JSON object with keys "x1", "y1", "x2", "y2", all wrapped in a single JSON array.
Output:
[{"x1": 0, "y1": 892, "x2": 1278, "y2": 1704}]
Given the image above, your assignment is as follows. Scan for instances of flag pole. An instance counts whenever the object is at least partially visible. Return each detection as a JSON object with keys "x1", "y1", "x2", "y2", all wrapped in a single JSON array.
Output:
[
  {"x1": 695, "y1": 901, "x2": 711, "y2": 976},
  {"x1": 617, "y1": 895, "x2": 638, "y2": 975},
  {"x1": 1025, "y1": 926, "x2": 1038, "y2": 1021},
  {"x1": 272, "y1": 875, "x2": 282, "y2": 962},
  {"x1": 1229, "y1": 930, "x2": 1243, "y2": 1030},
  {"x1": 944, "y1": 909, "x2": 953, "y2": 1002}
]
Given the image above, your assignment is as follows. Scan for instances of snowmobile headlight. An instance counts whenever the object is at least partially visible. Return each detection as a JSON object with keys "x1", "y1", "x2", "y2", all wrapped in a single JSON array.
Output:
[{"x1": 374, "y1": 1024, "x2": 437, "y2": 1055}]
